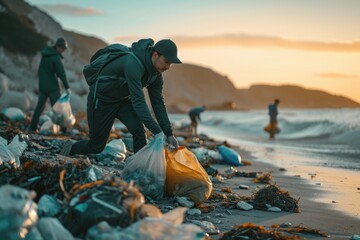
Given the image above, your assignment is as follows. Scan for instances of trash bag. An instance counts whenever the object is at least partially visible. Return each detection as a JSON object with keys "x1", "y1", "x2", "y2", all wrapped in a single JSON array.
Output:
[
  {"x1": 165, "y1": 147, "x2": 212, "y2": 204},
  {"x1": 91, "y1": 207, "x2": 206, "y2": 240},
  {"x1": 39, "y1": 115, "x2": 52, "y2": 126},
  {"x1": 49, "y1": 93, "x2": 76, "y2": 128},
  {"x1": 39, "y1": 119, "x2": 61, "y2": 135},
  {"x1": 208, "y1": 149, "x2": 223, "y2": 161},
  {"x1": 0, "y1": 185, "x2": 38, "y2": 239},
  {"x1": 190, "y1": 147, "x2": 208, "y2": 161},
  {"x1": 1, "y1": 107, "x2": 25, "y2": 121},
  {"x1": 7, "y1": 135, "x2": 28, "y2": 167},
  {"x1": 37, "y1": 194, "x2": 62, "y2": 217},
  {"x1": 86, "y1": 165, "x2": 105, "y2": 182},
  {"x1": 119, "y1": 217, "x2": 206, "y2": 240},
  {"x1": 37, "y1": 217, "x2": 75, "y2": 240},
  {"x1": 217, "y1": 145, "x2": 242, "y2": 166},
  {"x1": 0, "y1": 136, "x2": 16, "y2": 167},
  {"x1": 99, "y1": 138, "x2": 127, "y2": 161},
  {"x1": 122, "y1": 133, "x2": 166, "y2": 200},
  {"x1": 264, "y1": 123, "x2": 281, "y2": 134}
]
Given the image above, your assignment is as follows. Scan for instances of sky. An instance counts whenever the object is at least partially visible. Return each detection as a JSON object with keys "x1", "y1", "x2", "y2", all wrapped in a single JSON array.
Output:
[{"x1": 27, "y1": 0, "x2": 360, "y2": 103}]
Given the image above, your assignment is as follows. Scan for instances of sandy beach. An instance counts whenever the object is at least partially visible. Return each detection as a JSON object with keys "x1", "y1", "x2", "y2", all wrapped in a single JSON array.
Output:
[
  {"x1": 1, "y1": 111, "x2": 359, "y2": 239},
  {"x1": 206, "y1": 145, "x2": 360, "y2": 239}
]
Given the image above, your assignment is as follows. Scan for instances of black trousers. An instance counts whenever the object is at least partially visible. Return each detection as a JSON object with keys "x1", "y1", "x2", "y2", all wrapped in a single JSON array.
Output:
[
  {"x1": 70, "y1": 94, "x2": 147, "y2": 155},
  {"x1": 30, "y1": 90, "x2": 61, "y2": 131}
]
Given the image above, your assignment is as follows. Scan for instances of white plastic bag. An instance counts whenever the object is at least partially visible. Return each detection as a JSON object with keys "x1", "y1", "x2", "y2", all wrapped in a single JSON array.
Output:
[
  {"x1": 39, "y1": 119, "x2": 60, "y2": 136},
  {"x1": 122, "y1": 133, "x2": 166, "y2": 200},
  {"x1": 49, "y1": 93, "x2": 76, "y2": 128},
  {"x1": 1, "y1": 107, "x2": 25, "y2": 121},
  {"x1": 116, "y1": 207, "x2": 206, "y2": 240},
  {"x1": 86, "y1": 207, "x2": 206, "y2": 240},
  {"x1": 0, "y1": 135, "x2": 27, "y2": 168},
  {"x1": 101, "y1": 138, "x2": 127, "y2": 156},
  {"x1": 0, "y1": 185, "x2": 38, "y2": 239},
  {"x1": 7, "y1": 135, "x2": 28, "y2": 167},
  {"x1": 0, "y1": 136, "x2": 16, "y2": 167}
]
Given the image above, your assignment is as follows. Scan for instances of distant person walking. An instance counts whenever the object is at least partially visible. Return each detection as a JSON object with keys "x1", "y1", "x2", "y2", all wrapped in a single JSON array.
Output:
[
  {"x1": 188, "y1": 105, "x2": 207, "y2": 136},
  {"x1": 29, "y1": 37, "x2": 71, "y2": 132},
  {"x1": 264, "y1": 99, "x2": 280, "y2": 139}
]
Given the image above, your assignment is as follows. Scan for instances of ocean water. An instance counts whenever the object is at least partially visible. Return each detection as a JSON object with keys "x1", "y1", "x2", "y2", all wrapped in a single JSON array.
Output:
[{"x1": 169, "y1": 108, "x2": 360, "y2": 171}]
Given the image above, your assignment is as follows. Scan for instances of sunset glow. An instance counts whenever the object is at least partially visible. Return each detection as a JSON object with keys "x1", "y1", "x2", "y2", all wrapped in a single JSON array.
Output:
[{"x1": 27, "y1": 0, "x2": 360, "y2": 103}]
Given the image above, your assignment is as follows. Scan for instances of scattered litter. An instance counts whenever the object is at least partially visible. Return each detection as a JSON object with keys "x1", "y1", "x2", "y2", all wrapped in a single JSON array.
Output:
[
  {"x1": 1, "y1": 107, "x2": 25, "y2": 121},
  {"x1": 254, "y1": 172, "x2": 273, "y2": 184}
]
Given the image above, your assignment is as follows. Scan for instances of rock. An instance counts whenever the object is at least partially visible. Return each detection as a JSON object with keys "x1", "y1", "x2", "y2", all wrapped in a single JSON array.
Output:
[
  {"x1": 225, "y1": 167, "x2": 237, "y2": 174},
  {"x1": 280, "y1": 222, "x2": 292, "y2": 227},
  {"x1": 187, "y1": 208, "x2": 202, "y2": 216},
  {"x1": 236, "y1": 201, "x2": 253, "y2": 211},
  {"x1": 189, "y1": 220, "x2": 220, "y2": 235},
  {"x1": 176, "y1": 197, "x2": 195, "y2": 208},
  {"x1": 239, "y1": 184, "x2": 249, "y2": 190},
  {"x1": 0, "y1": 91, "x2": 33, "y2": 112},
  {"x1": 268, "y1": 207, "x2": 282, "y2": 212},
  {"x1": 215, "y1": 213, "x2": 224, "y2": 218},
  {"x1": 212, "y1": 219, "x2": 221, "y2": 224},
  {"x1": 210, "y1": 175, "x2": 225, "y2": 183}
]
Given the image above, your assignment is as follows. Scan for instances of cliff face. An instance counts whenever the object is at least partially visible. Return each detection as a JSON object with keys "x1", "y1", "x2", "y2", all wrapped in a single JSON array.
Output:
[
  {"x1": 162, "y1": 64, "x2": 360, "y2": 112},
  {"x1": 162, "y1": 64, "x2": 240, "y2": 112},
  {"x1": 0, "y1": 0, "x2": 359, "y2": 114},
  {"x1": 0, "y1": 0, "x2": 107, "y2": 113},
  {"x1": 237, "y1": 85, "x2": 360, "y2": 109}
]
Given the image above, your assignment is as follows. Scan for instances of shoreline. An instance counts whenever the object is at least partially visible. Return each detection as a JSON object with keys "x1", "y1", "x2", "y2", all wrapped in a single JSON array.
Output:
[
  {"x1": 198, "y1": 133, "x2": 360, "y2": 239},
  {"x1": 197, "y1": 124, "x2": 360, "y2": 219}
]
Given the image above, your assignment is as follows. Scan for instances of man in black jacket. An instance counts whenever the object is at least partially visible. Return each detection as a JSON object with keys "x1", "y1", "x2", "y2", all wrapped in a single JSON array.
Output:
[
  {"x1": 61, "y1": 39, "x2": 181, "y2": 155},
  {"x1": 29, "y1": 38, "x2": 70, "y2": 132}
]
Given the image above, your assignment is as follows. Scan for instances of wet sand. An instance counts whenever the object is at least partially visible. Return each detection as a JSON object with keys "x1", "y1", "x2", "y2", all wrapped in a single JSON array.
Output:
[{"x1": 208, "y1": 146, "x2": 360, "y2": 239}]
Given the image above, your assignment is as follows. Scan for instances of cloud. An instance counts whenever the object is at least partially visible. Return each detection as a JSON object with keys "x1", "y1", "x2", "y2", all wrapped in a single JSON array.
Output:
[
  {"x1": 114, "y1": 34, "x2": 360, "y2": 52},
  {"x1": 38, "y1": 4, "x2": 103, "y2": 16},
  {"x1": 317, "y1": 72, "x2": 359, "y2": 79}
]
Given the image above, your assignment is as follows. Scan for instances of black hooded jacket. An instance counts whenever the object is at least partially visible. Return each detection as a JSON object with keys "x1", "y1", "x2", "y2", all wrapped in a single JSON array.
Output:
[{"x1": 91, "y1": 39, "x2": 173, "y2": 137}]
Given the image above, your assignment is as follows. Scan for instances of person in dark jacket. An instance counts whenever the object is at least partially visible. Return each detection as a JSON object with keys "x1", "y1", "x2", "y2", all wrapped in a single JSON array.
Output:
[
  {"x1": 188, "y1": 105, "x2": 206, "y2": 136},
  {"x1": 61, "y1": 38, "x2": 181, "y2": 155},
  {"x1": 29, "y1": 37, "x2": 71, "y2": 132},
  {"x1": 267, "y1": 99, "x2": 280, "y2": 139}
]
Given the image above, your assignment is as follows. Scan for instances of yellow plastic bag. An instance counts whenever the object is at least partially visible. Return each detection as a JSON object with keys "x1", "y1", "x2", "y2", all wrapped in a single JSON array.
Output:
[
  {"x1": 264, "y1": 123, "x2": 281, "y2": 134},
  {"x1": 165, "y1": 147, "x2": 212, "y2": 204}
]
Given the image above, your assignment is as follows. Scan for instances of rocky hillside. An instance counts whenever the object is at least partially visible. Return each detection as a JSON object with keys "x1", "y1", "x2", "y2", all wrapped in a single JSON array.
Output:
[
  {"x1": 0, "y1": 0, "x2": 107, "y2": 112},
  {"x1": 236, "y1": 84, "x2": 360, "y2": 109},
  {"x1": 0, "y1": 0, "x2": 359, "y2": 115},
  {"x1": 162, "y1": 64, "x2": 239, "y2": 112},
  {"x1": 163, "y1": 64, "x2": 360, "y2": 111}
]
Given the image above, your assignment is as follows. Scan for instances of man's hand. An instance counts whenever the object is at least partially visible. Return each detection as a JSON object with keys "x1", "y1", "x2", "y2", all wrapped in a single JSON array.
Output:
[
  {"x1": 166, "y1": 135, "x2": 178, "y2": 150},
  {"x1": 65, "y1": 89, "x2": 71, "y2": 96}
]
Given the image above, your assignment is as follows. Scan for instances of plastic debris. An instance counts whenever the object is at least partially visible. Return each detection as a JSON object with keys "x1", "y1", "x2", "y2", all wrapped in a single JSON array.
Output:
[
  {"x1": 37, "y1": 194, "x2": 62, "y2": 217},
  {"x1": 122, "y1": 133, "x2": 166, "y2": 200},
  {"x1": 0, "y1": 185, "x2": 38, "y2": 239},
  {"x1": 1, "y1": 107, "x2": 25, "y2": 121}
]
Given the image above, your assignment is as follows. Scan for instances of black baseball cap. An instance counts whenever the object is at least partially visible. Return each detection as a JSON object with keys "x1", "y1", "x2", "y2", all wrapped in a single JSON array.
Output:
[
  {"x1": 154, "y1": 39, "x2": 181, "y2": 64},
  {"x1": 55, "y1": 37, "x2": 68, "y2": 49}
]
